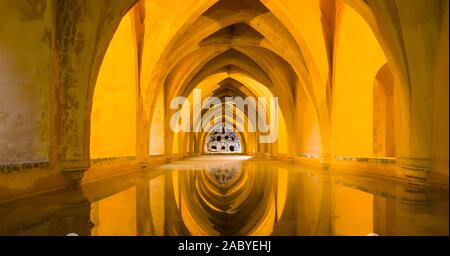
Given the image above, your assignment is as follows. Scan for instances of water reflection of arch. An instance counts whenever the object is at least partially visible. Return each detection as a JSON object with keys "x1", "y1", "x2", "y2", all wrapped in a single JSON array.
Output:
[
  {"x1": 272, "y1": 169, "x2": 333, "y2": 236},
  {"x1": 177, "y1": 160, "x2": 278, "y2": 235},
  {"x1": 204, "y1": 162, "x2": 243, "y2": 187}
]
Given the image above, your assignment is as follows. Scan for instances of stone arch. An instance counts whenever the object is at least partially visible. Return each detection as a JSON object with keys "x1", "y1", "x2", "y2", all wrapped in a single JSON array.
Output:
[
  {"x1": 90, "y1": 10, "x2": 139, "y2": 159},
  {"x1": 57, "y1": 0, "x2": 139, "y2": 172},
  {"x1": 54, "y1": 0, "x2": 447, "y2": 185},
  {"x1": 373, "y1": 63, "x2": 395, "y2": 157},
  {"x1": 344, "y1": 0, "x2": 448, "y2": 182}
]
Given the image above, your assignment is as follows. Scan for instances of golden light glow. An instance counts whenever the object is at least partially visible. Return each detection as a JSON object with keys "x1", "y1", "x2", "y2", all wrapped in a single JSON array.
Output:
[
  {"x1": 332, "y1": 4, "x2": 387, "y2": 157},
  {"x1": 0, "y1": 0, "x2": 447, "y2": 237},
  {"x1": 90, "y1": 12, "x2": 137, "y2": 158}
]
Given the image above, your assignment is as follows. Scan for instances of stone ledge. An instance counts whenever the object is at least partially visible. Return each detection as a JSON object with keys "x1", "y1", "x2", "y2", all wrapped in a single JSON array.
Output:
[
  {"x1": 297, "y1": 153, "x2": 320, "y2": 159},
  {"x1": 91, "y1": 156, "x2": 136, "y2": 164},
  {"x1": 0, "y1": 161, "x2": 50, "y2": 174},
  {"x1": 335, "y1": 156, "x2": 396, "y2": 164},
  {"x1": 398, "y1": 158, "x2": 431, "y2": 185}
]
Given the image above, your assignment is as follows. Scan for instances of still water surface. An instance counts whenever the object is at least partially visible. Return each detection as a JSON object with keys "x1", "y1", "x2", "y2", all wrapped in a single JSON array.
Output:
[{"x1": 0, "y1": 156, "x2": 448, "y2": 236}]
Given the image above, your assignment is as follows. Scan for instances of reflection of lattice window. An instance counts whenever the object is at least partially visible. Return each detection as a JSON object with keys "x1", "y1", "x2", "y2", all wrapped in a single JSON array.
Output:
[
  {"x1": 207, "y1": 166, "x2": 241, "y2": 185},
  {"x1": 205, "y1": 126, "x2": 242, "y2": 154}
]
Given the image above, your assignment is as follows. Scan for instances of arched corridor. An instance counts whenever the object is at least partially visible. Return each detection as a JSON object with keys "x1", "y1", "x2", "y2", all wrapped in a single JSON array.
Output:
[{"x1": 0, "y1": 0, "x2": 448, "y2": 236}]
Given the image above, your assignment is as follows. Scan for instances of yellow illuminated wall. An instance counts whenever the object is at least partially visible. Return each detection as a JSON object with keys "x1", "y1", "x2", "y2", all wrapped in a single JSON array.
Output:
[
  {"x1": 149, "y1": 89, "x2": 165, "y2": 155},
  {"x1": 90, "y1": 13, "x2": 137, "y2": 158},
  {"x1": 373, "y1": 64, "x2": 395, "y2": 157},
  {"x1": 303, "y1": 103, "x2": 321, "y2": 155},
  {"x1": 172, "y1": 132, "x2": 179, "y2": 154},
  {"x1": 296, "y1": 84, "x2": 321, "y2": 155},
  {"x1": 332, "y1": 4, "x2": 387, "y2": 157},
  {"x1": 277, "y1": 108, "x2": 289, "y2": 154}
]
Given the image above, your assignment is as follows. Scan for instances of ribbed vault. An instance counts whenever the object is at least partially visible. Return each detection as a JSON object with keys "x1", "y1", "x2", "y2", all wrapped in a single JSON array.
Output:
[{"x1": 153, "y1": 0, "x2": 302, "y2": 158}]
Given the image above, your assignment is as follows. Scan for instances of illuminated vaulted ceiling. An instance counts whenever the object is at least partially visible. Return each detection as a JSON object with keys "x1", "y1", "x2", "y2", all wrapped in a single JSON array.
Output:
[{"x1": 143, "y1": 0, "x2": 310, "y2": 156}]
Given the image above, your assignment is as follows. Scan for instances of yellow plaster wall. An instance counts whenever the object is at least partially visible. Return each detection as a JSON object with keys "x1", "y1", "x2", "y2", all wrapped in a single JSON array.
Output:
[
  {"x1": 332, "y1": 4, "x2": 387, "y2": 157},
  {"x1": 277, "y1": 108, "x2": 289, "y2": 154},
  {"x1": 172, "y1": 132, "x2": 180, "y2": 154},
  {"x1": 149, "y1": 88, "x2": 165, "y2": 155},
  {"x1": 0, "y1": 0, "x2": 53, "y2": 163},
  {"x1": 303, "y1": 104, "x2": 321, "y2": 155},
  {"x1": 297, "y1": 92, "x2": 321, "y2": 156},
  {"x1": 90, "y1": 13, "x2": 137, "y2": 159}
]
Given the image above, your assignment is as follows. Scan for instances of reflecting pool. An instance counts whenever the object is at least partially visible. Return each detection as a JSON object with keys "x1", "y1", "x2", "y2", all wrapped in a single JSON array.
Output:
[{"x1": 0, "y1": 156, "x2": 448, "y2": 236}]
